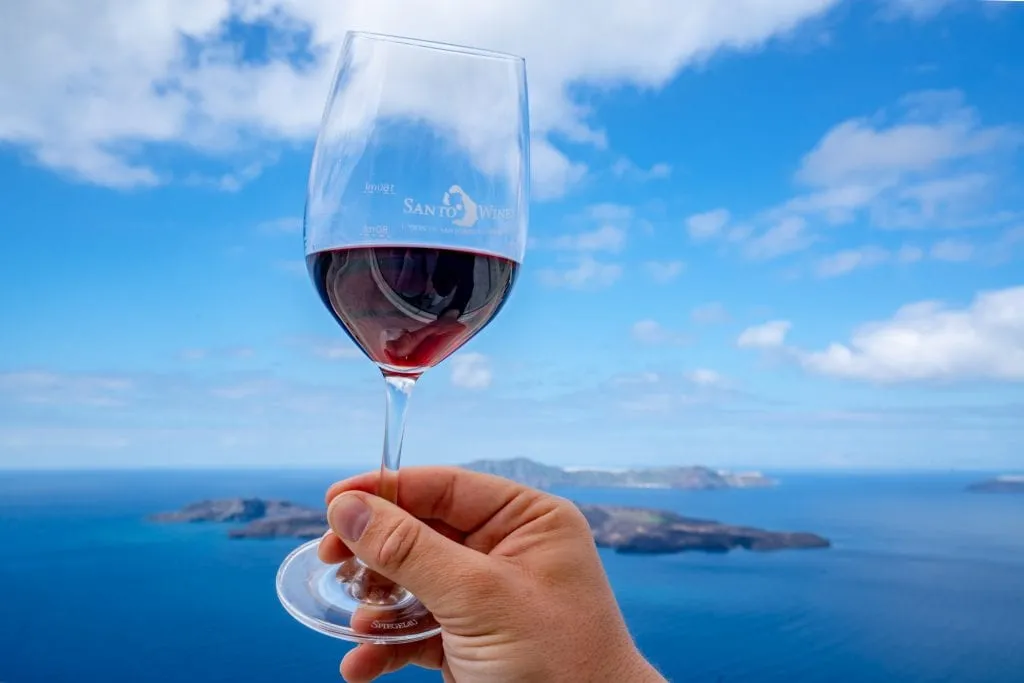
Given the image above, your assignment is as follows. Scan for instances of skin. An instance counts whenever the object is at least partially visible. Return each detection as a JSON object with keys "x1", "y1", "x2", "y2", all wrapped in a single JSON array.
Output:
[{"x1": 318, "y1": 466, "x2": 667, "y2": 683}]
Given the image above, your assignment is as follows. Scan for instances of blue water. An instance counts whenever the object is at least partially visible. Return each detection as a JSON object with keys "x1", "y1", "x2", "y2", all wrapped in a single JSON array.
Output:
[{"x1": 1, "y1": 470, "x2": 1022, "y2": 682}]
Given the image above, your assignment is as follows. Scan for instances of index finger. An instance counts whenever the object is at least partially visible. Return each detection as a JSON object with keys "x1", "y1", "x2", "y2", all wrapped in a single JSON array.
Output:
[{"x1": 324, "y1": 466, "x2": 535, "y2": 534}]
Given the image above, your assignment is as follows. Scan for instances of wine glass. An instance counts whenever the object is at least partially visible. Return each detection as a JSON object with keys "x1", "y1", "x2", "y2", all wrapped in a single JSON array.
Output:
[{"x1": 275, "y1": 31, "x2": 529, "y2": 645}]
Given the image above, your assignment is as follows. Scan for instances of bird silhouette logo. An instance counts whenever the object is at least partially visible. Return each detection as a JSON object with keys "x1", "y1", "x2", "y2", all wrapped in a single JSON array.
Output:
[{"x1": 442, "y1": 185, "x2": 478, "y2": 228}]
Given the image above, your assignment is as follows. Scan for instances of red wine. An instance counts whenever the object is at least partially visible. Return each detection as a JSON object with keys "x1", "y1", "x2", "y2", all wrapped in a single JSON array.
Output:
[{"x1": 308, "y1": 246, "x2": 518, "y2": 376}]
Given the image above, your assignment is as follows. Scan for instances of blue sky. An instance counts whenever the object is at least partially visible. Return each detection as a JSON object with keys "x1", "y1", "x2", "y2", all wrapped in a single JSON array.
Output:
[{"x1": 1, "y1": 0, "x2": 1023, "y2": 471}]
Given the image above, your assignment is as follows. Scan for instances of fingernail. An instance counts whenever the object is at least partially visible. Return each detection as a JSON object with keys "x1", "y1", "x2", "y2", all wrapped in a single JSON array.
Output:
[{"x1": 330, "y1": 494, "x2": 371, "y2": 542}]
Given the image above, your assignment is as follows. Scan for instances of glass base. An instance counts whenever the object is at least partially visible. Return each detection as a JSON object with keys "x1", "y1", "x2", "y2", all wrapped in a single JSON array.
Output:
[{"x1": 276, "y1": 539, "x2": 441, "y2": 644}]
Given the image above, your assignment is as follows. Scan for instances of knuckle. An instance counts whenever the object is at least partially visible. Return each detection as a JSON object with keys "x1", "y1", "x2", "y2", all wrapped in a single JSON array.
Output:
[
  {"x1": 551, "y1": 496, "x2": 590, "y2": 532},
  {"x1": 429, "y1": 473, "x2": 458, "y2": 521},
  {"x1": 374, "y1": 515, "x2": 422, "y2": 573}
]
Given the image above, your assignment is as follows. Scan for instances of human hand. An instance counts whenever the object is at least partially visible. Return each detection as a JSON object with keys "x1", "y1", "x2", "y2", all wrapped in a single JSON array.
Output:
[{"x1": 317, "y1": 466, "x2": 666, "y2": 683}]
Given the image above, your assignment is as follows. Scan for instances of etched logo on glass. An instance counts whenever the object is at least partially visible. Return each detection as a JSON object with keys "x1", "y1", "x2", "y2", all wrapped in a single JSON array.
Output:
[{"x1": 403, "y1": 185, "x2": 512, "y2": 229}]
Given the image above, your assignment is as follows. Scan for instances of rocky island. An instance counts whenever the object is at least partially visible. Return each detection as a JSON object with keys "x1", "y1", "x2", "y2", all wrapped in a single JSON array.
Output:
[
  {"x1": 461, "y1": 457, "x2": 776, "y2": 490},
  {"x1": 151, "y1": 499, "x2": 828, "y2": 555},
  {"x1": 966, "y1": 475, "x2": 1024, "y2": 494},
  {"x1": 579, "y1": 505, "x2": 828, "y2": 553},
  {"x1": 150, "y1": 498, "x2": 328, "y2": 539}
]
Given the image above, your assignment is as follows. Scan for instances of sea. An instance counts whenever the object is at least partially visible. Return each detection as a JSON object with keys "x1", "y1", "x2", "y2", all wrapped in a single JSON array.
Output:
[{"x1": 1, "y1": 469, "x2": 1022, "y2": 683}]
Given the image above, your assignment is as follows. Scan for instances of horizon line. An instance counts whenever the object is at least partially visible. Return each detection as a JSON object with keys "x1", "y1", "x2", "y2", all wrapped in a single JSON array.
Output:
[{"x1": 0, "y1": 464, "x2": 1016, "y2": 475}]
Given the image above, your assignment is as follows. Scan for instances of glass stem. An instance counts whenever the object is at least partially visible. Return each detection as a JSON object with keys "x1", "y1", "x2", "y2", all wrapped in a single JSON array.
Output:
[
  {"x1": 342, "y1": 373, "x2": 417, "y2": 605},
  {"x1": 378, "y1": 373, "x2": 415, "y2": 505}
]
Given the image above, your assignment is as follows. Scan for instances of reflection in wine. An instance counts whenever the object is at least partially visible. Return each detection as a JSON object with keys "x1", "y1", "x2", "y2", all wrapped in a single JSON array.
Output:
[{"x1": 308, "y1": 246, "x2": 518, "y2": 377}]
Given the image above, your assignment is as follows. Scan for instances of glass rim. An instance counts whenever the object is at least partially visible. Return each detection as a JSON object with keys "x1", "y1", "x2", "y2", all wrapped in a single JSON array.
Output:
[{"x1": 345, "y1": 30, "x2": 525, "y2": 63}]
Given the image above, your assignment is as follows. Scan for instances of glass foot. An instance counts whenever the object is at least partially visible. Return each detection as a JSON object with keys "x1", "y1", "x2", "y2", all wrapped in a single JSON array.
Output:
[{"x1": 276, "y1": 539, "x2": 441, "y2": 644}]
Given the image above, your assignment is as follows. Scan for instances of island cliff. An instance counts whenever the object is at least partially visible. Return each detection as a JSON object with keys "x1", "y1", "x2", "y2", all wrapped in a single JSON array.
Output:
[
  {"x1": 461, "y1": 457, "x2": 776, "y2": 490},
  {"x1": 577, "y1": 505, "x2": 828, "y2": 553},
  {"x1": 151, "y1": 500, "x2": 828, "y2": 554}
]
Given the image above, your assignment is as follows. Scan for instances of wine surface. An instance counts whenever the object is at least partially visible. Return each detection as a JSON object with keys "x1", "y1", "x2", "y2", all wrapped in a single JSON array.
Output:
[{"x1": 308, "y1": 246, "x2": 518, "y2": 376}]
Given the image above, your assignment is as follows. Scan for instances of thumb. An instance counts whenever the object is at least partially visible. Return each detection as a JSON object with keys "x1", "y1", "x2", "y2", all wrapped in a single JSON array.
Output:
[{"x1": 328, "y1": 491, "x2": 485, "y2": 610}]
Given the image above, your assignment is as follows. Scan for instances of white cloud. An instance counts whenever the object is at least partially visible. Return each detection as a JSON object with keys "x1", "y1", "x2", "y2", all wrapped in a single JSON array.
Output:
[
  {"x1": 691, "y1": 302, "x2": 730, "y2": 325},
  {"x1": 810, "y1": 236, "x2": 989, "y2": 278},
  {"x1": 5, "y1": 369, "x2": 377, "y2": 431},
  {"x1": 0, "y1": 427, "x2": 133, "y2": 453},
  {"x1": 686, "y1": 368, "x2": 726, "y2": 388},
  {"x1": 0, "y1": 371, "x2": 135, "y2": 408},
  {"x1": 686, "y1": 208, "x2": 731, "y2": 241},
  {"x1": 786, "y1": 91, "x2": 1023, "y2": 232},
  {"x1": 538, "y1": 256, "x2": 622, "y2": 290},
  {"x1": 798, "y1": 286, "x2": 1024, "y2": 382},
  {"x1": 0, "y1": 0, "x2": 842, "y2": 193},
  {"x1": 530, "y1": 140, "x2": 588, "y2": 200},
  {"x1": 450, "y1": 353, "x2": 492, "y2": 390},
  {"x1": 701, "y1": 90, "x2": 1023, "y2": 265},
  {"x1": 630, "y1": 320, "x2": 689, "y2": 345},
  {"x1": 179, "y1": 349, "x2": 209, "y2": 362},
  {"x1": 586, "y1": 203, "x2": 635, "y2": 223},
  {"x1": 881, "y1": 173, "x2": 993, "y2": 225},
  {"x1": 311, "y1": 342, "x2": 363, "y2": 360},
  {"x1": 896, "y1": 244, "x2": 925, "y2": 263},
  {"x1": 774, "y1": 183, "x2": 882, "y2": 226},
  {"x1": 930, "y1": 238, "x2": 975, "y2": 262},
  {"x1": 726, "y1": 225, "x2": 755, "y2": 243},
  {"x1": 743, "y1": 216, "x2": 814, "y2": 260},
  {"x1": 189, "y1": 158, "x2": 274, "y2": 193},
  {"x1": 991, "y1": 226, "x2": 1024, "y2": 263},
  {"x1": 259, "y1": 217, "x2": 304, "y2": 234},
  {"x1": 737, "y1": 321, "x2": 792, "y2": 349},
  {"x1": 1000, "y1": 225, "x2": 1024, "y2": 246},
  {"x1": 796, "y1": 91, "x2": 1019, "y2": 190},
  {"x1": 210, "y1": 381, "x2": 272, "y2": 400},
  {"x1": 814, "y1": 245, "x2": 890, "y2": 278},
  {"x1": 178, "y1": 347, "x2": 257, "y2": 362},
  {"x1": 632, "y1": 320, "x2": 667, "y2": 344},
  {"x1": 644, "y1": 260, "x2": 685, "y2": 283},
  {"x1": 552, "y1": 225, "x2": 627, "y2": 253},
  {"x1": 618, "y1": 392, "x2": 677, "y2": 414},
  {"x1": 610, "y1": 368, "x2": 743, "y2": 414},
  {"x1": 647, "y1": 162, "x2": 673, "y2": 179},
  {"x1": 544, "y1": 202, "x2": 642, "y2": 254},
  {"x1": 611, "y1": 158, "x2": 672, "y2": 181}
]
